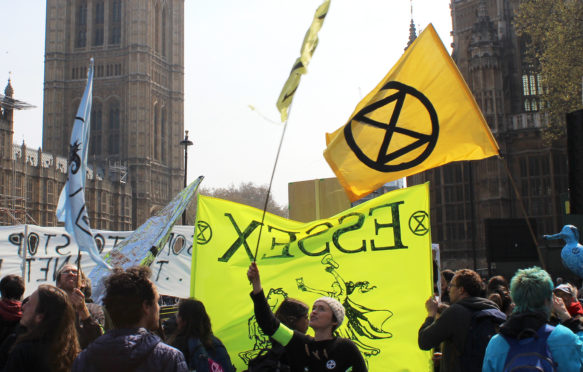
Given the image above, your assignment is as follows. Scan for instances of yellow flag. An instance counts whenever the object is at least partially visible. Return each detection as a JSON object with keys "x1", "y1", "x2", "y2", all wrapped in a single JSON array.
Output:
[
  {"x1": 192, "y1": 183, "x2": 433, "y2": 371},
  {"x1": 276, "y1": 0, "x2": 331, "y2": 122},
  {"x1": 324, "y1": 24, "x2": 499, "y2": 202}
]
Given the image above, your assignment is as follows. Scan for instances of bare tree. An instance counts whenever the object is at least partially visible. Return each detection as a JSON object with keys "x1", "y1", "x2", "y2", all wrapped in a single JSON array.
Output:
[{"x1": 185, "y1": 182, "x2": 288, "y2": 224}]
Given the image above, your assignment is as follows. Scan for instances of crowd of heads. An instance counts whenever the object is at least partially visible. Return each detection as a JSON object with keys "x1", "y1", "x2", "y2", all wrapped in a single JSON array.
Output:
[
  {"x1": 1, "y1": 261, "x2": 581, "y2": 371},
  {"x1": 439, "y1": 265, "x2": 583, "y2": 321}
]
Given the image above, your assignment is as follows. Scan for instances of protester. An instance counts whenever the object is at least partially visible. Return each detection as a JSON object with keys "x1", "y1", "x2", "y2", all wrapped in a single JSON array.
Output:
[
  {"x1": 3, "y1": 284, "x2": 80, "y2": 372},
  {"x1": 554, "y1": 283, "x2": 583, "y2": 318},
  {"x1": 483, "y1": 267, "x2": 583, "y2": 371},
  {"x1": 72, "y1": 266, "x2": 187, "y2": 372},
  {"x1": 55, "y1": 264, "x2": 104, "y2": 348},
  {"x1": 168, "y1": 298, "x2": 234, "y2": 371},
  {"x1": 486, "y1": 275, "x2": 513, "y2": 315},
  {"x1": 439, "y1": 269, "x2": 455, "y2": 304},
  {"x1": 275, "y1": 297, "x2": 310, "y2": 334},
  {"x1": 247, "y1": 297, "x2": 310, "y2": 371},
  {"x1": 418, "y1": 268, "x2": 506, "y2": 372},
  {"x1": 431, "y1": 302, "x2": 450, "y2": 372},
  {"x1": 247, "y1": 262, "x2": 367, "y2": 372},
  {"x1": 0, "y1": 275, "x2": 24, "y2": 345}
]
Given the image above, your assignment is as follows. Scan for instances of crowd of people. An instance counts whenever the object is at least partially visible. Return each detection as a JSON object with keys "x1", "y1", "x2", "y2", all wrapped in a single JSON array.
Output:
[
  {"x1": 420, "y1": 267, "x2": 583, "y2": 371},
  {"x1": 0, "y1": 262, "x2": 582, "y2": 371}
]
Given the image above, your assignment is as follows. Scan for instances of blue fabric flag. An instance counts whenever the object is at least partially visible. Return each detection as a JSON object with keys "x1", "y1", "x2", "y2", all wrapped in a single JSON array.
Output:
[{"x1": 56, "y1": 59, "x2": 110, "y2": 269}]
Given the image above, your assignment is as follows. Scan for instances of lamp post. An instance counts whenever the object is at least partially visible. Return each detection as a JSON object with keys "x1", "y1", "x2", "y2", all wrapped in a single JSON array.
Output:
[{"x1": 180, "y1": 130, "x2": 193, "y2": 225}]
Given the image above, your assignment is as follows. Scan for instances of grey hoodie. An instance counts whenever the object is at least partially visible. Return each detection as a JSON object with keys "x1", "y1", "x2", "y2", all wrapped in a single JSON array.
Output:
[{"x1": 72, "y1": 328, "x2": 188, "y2": 372}]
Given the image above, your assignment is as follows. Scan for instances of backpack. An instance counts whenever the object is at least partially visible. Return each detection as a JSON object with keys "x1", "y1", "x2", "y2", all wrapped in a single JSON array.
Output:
[
  {"x1": 459, "y1": 307, "x2": 507, "y2": 372},
  {"x1": 502, "y1": 324, "x2": 557, "y2": 372},
  {"x1": 188, "y1": 337, "x2": 232, "y2": 372},
  {"x1": 246, "y1": 344, "x2": 291, "y2": 372}
]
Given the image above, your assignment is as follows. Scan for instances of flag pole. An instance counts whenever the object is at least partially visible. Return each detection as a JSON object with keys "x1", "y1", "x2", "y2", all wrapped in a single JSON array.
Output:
[
  {"x1": 77, "y1": 250, "x2": 83, "y2": 289},
  {"x1": 501, "y1": 156, "x2": 547, "y2": 270},
  {"x1": 253, "y1": 104, "x2": 294, "y2": 262}
]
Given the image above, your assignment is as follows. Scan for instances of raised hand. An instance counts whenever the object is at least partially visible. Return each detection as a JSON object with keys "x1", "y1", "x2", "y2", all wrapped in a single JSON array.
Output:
[{"x1": 247, "y1": 262, "x2": 262, "y2": 294}]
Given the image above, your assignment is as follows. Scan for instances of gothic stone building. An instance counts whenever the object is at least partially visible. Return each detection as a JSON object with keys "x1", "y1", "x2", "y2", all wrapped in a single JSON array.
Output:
[
  {"x1": 0, "y1": 80, "x2": 132, "y2": 229},
  {"x1": 408, "y1": 0, "x2": 568, "y2": 270},
  {"x1": 42, "y1": 0, "x2": 186, "y2": 227}
]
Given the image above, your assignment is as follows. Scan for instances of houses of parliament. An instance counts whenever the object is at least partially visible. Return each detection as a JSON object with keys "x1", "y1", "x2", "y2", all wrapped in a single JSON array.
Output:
[
  {"x1": 0, "y1": 0, "x2": 570, "y2": 273},
  {"x1": 1, "y1": 0, "x2": 185, "y2": 229}
]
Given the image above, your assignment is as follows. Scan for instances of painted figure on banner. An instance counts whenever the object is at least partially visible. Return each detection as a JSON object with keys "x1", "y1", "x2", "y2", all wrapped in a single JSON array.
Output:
[
  {"x1": 296, "y1": 254, "x2": 393, "y2": 361},
  {"x1": 238, "y1": 288, "x2": 289, "y2": 364}
]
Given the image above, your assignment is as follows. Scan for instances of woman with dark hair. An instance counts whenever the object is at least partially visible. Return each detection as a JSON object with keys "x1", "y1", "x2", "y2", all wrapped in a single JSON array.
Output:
[
  {"x1": 4, "y1": 284, "x2": 80, "y2": 372},
  {"x1": 486, "y1": 275, "x2": 513, "y2": 315},
  {"x1": 169, "y1": 298, "x2": 234, "y2": 372},
  {"x1": 247, "y1": 262, "x2": 367, "y2": 372},
  {"x1": 247, "y1": 298, "x2": 310, "y2": 371},
  {"x1": 274, "y1": 298, "x2": 309, "y2": 334}
]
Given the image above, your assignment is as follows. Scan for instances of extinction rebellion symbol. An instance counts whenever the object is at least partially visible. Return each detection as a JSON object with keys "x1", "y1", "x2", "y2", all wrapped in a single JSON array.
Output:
[
  {"x1": 196, "y1": 221, "x2": 212, "y2": 245},
  {"x1": 343, "y1": 81, "x2": 439, "y2": 172},
  {"x1": 409, "y1": 211, "x2": 430, "y2": 236}
]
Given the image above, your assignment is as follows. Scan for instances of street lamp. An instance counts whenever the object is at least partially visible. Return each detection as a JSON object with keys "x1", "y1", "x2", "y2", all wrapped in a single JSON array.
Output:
[{"x1": 180, "y1": 130, "x2": 193, "y2": 225}]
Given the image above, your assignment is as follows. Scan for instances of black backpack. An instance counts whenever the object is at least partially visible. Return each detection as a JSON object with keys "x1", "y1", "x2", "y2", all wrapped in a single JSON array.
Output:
[
  {"x1": 246, "y1": 344, "x2": 290, "y2": 372},
  {"x1": 459, "y1": 307, "x2": 507, "y2": 372}
]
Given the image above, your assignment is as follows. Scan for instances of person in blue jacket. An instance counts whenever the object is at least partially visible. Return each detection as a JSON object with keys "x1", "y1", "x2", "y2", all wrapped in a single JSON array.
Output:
[{"x1": 482, "y1": 266, "x2": 583, "y2": 371}]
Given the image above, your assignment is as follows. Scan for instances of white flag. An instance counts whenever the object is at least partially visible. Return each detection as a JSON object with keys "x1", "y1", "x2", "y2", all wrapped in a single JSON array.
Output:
[{"x1": 56, "y1": 59, "x2": 110, "y2": 269}]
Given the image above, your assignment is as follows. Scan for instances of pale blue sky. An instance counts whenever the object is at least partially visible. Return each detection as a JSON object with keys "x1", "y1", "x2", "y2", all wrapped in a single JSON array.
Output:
[{"x1": 0, "y1": 0, "x2": 452, "y2": 206}]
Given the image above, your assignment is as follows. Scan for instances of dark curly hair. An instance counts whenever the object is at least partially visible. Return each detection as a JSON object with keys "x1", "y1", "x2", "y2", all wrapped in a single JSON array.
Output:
[
  {"x1": 452, "y1": 269, "x2": 483, "y2": 297},
  {"x1": 103, "y1": 266, "x2": 155, "y2": 328}
]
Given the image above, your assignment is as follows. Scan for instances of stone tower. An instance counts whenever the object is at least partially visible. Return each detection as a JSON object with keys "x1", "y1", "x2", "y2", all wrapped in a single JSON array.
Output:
[
  {"x1": 0, "y1": 80, "x2": 14, "y2": 160},
  {"x1": 42, "y1": 0, "x2": 185, "y2": 227},
  {"x1": 408, "y1": 0, "x2": 568, "y2": 270}
]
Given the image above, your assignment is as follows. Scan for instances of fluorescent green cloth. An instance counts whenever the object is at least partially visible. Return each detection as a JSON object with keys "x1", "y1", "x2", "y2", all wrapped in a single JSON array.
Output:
[{"x1": 192, "y1": 183, "x2": 434, "y2": 371}]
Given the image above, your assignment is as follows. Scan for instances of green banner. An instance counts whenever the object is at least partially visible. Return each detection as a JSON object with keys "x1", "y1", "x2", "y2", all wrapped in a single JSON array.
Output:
[{"x1": 192, "y1": 183, "x2": 433, "y2": 371}]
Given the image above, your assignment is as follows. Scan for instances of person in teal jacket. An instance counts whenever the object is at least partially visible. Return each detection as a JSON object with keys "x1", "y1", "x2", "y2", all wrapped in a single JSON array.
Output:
[{"x1": 482, "y1": 267, "x2": 583, "y2": 372}]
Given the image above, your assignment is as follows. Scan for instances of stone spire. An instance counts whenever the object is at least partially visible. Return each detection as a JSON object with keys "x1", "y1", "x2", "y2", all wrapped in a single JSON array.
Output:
[
  {"x1": 4, "y1": 77, "x2": 13, "y2": 97},
  {"x1": 405, "y1": 0, "x2": 417, "y2": 51}
]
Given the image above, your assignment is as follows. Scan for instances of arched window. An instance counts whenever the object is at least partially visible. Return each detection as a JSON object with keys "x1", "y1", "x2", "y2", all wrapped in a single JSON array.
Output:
[
  {"x1": 109, "y1": 0, "x2": 122, "y2": 44},
  {"x1": 155, "y1": 3, "x2": 160, "y2": 53},
  {"x1": 162, "y1": 7, "x2": 167, "y2": 57},
  {"x1": 153, "y1": 103, "x2": 160, "y2": 160},
  {"x1": 108, "y1": 100, "x2": 120, "y2": 155},
  {"x1": 161, "y1": 108, "x2": 167, "y2": 163},
  {"x1": 75, "y1": 0, "x2": 88, "y2": 48},
  {"x1": 91, "y1": 101, "x2": 103, "y2": 155},
  {"x1": 93, "y1": 1, "x2": 105, "y2": 46}
]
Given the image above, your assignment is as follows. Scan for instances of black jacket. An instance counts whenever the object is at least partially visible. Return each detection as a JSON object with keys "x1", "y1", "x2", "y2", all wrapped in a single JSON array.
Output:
[{"x1": 418, "y1": 296, "x2": 501, "y2": 372}]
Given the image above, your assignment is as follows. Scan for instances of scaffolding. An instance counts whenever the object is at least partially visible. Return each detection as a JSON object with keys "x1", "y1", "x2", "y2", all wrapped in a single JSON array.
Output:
[
  {"x1": 0, "y1": 193, "x2": 38, "y2": 225},
  {"x1": 108, "y1": 159, "x2": 128, "y2": 184}
]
